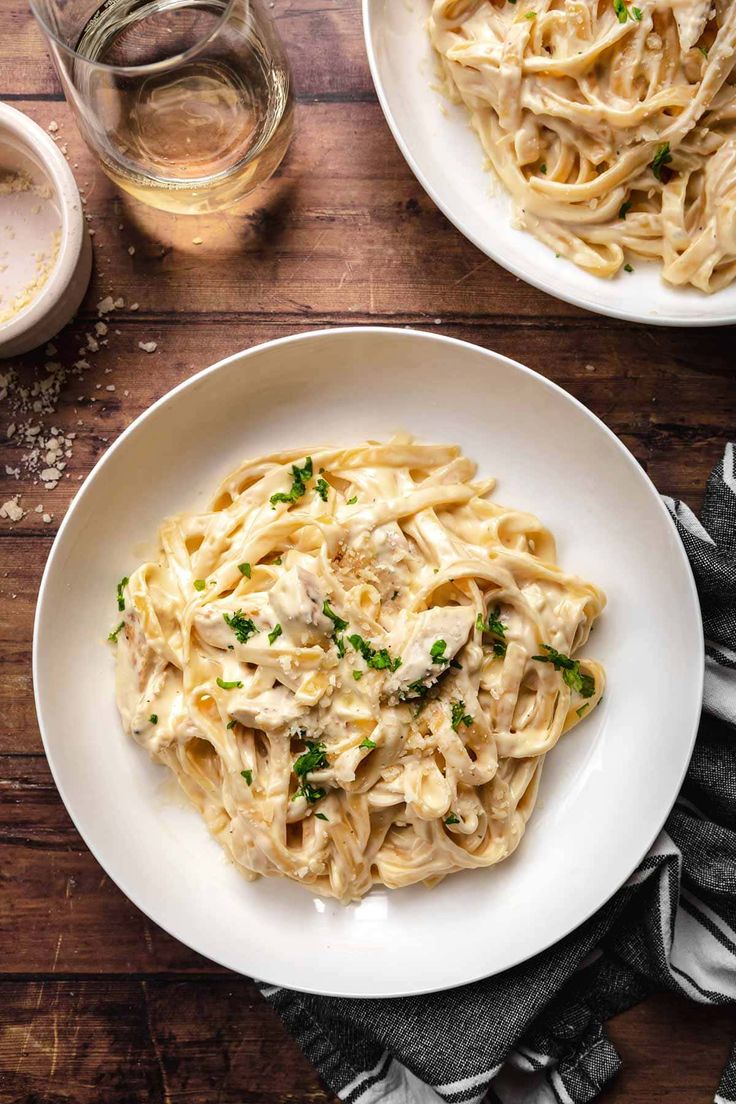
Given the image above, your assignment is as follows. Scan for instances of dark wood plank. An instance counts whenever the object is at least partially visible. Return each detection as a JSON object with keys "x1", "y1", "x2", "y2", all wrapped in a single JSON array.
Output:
[
  {"x1": 0, "y1": 977, "x2": 337, "y2": 1104},
  {"x1": 0, "y1": 980, "x2": 732, "y2": 1104},
  {"x1": 2, "y1": 0, "x2": 373, "y2": 101},
  {"x1": 605, "y1": 994, "x2": 735, "y2": 1103}
]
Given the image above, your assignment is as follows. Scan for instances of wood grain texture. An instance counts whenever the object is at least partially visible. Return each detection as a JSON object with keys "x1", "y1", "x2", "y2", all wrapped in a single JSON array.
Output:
[{"x1": 1, "y1": 0, "x2": 734, "y2": 1100}]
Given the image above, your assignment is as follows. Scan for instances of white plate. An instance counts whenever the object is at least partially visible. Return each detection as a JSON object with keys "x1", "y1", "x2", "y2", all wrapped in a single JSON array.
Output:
[
  {"x1": 362, "y1": 0, "x2": 736, "y2": 327},
  {"x1": 34, "y1": 328, "x2": 702, "y2": 997}
]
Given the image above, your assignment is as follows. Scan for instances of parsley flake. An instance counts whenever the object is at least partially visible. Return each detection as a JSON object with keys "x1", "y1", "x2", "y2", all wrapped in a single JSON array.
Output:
[
  {"x1": 108, "y1": 621, "x2": 125, "y2": 643},
  {"x1": 216, "y1": 677, "x2": 243, "y2": 690},
  {"x1": 292, "y1": 740, "x2": 328, "y2": 804},
  {"x1": 116, "y1": 576, "x2": 128, "y2": 611},
  {"x1": 314, "y1": 812, "x2": 329, "y2": 821},
  {"x1": 348, "y1": 633, "x2": 401, "y2": 672},
  {"x1": 224, "y1": 610, "x2": 257, "y2": 644},
  {"x1": 353, "y1": 670, "x2": 363, "y2": 680},
  {"x1": 323, "y1": 600, "x2": 348, "y2": 632},
  {"x1": 576, "y1": 703, "x2": 590, "y2": 718},
  {"x1": 268, "y1": 624, "x2": 282, "y2": 645},
  {"x1": 430, "y1": 639, "x2": 448, "y2": 665},
  {"x1": 618, "y1": 200, "x2": 632, "y2": 219},
  {"x1": 149, "y1": 714, "x2": 158, "y2": 724},
  {"x1": 241, "y1": 769, "x2": 253, "y2": 785},
  {"x1": 632, "y1": 6, "x2": 642, "y2": 17},
  {"x1": 346, "y1": 495, "x2": 358, "y2": 505},
  {"x1": 270, "y1": 457, "x2": 313, "y2": 507},
  {"x1": 238, "y1": 562, "x2": 252, "y2": 578},
  {"x1": 315, "y1": 477, "x2": 329, "y2": 502},
  {"x1": 193, "y1": 579, "x2": 206, "y2": 591},
  {"x1": 532, "y1": 644, "x2": 595, "y2": 698},
  {"x1": 651, "y1": 142, "x2": 672, "y2": 181},
  {"x1": 445, "y1": 813, "x2": 460, "y2": 825},
  {"x1": 540, "y1": 163, "x2": 547, "y2": 174},
  {"x1": 450, "y1": 700, "x2": 473, "y2": 732},
  {"x1": 227, "y1": 719, "x2": 237, "y2": 729},
  {"x1": 624, "y1": 263, "x2": 634, "y2": 272},
  {"x1": 359, "y1": 738, "x2": 377, "y2": 749}
]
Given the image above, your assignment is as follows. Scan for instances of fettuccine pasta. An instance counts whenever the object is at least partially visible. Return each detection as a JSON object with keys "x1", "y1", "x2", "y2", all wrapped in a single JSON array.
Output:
[
  {"x1": 112, "y1": 437, "x2": 606, "y2": 902},
  {"x1": 430, "y1": 0, "x2": 736, "y2": 291}
]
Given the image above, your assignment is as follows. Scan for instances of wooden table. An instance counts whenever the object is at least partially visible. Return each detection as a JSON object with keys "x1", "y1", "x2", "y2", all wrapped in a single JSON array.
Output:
[{"x1": 1, "y1": 2, "x2": 734, "y2": 1101}]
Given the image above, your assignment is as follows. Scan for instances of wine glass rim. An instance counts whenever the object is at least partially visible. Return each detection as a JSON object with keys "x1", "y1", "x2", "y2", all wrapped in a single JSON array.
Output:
[{"x1": 29, "y1": 0, "x2": 242, "y2": 75}]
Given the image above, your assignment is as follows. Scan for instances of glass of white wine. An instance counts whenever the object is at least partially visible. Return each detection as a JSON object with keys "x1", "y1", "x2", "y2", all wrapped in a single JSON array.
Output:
[{"x1": 30, "y1": 0, "x2": 294, "y2": 214}]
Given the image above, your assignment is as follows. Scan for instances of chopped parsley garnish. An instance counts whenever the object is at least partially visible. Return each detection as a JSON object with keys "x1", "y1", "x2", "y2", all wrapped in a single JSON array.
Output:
[
  {"x1": 532, "y1": 644, "x2": 595, "y2": 698},
  {"x1": 540, "y1": 163, "x2": 547, "y2": 174},
  {"x1": 193, "y1": 579, "x2": 206, "y2": 591},
  {"x1": 223, "y1": 610, "x2": 258, "y2": 644},
  {"x1": 613, "y1": 0, "x2": 628, "y2": 21},
  {"x1": 576, "y1": 703, "x2": 590, "y2": 718},
  {"x1": 273, "y1": 557, "x2": 283, "y2": 565},
  {"x1": 149, "y1": 714, "x2": 158, "y2": 724},
  {"x1": 430, "y1": 639, "x2": 448, "y2": 665},
  {"x1": 524, "y1": 9, "x2": 536, "y2": 17},
  {"x1": 116, "y1": 577, "x2": 128, "y2": 611},
  {"x1": 270, "y1": 456, "x2": 313, "y2": 507},
  {"x1": 651, "y1": 142, "x2": 672, "y2": 181},
  {"x1": 445, "y1": 814, "x2": 460, "y2": 825},
  {"x1": 292, "y1": 740, "x2": 328, "y2": 804},
  {"x1": 216, "y1": 677, "x2": 243, "y2": 690},
  {"x1": 241, "y1": 769, "x2": 253, "y2": 785},
  {"x1": 618, "y1": 200, "x2": 632, "y2": 219},
  {"x1": 698, "y1": 45, "x2": 708, "y2": 57},
  {"x1": 353, "y1": 670, "x2": 363, "y2": 680},
  {"x1": 450, "y1": 700, "x2": 473, "y2": 732},
  {"x1": 227, "y1": 719, "x2": 237, "y2": 729},
  {"x1": 399, "y1": 678, "x2": 431, "y2": 701},
  {"x1": 348, "y1": 633, "x2": 401, "y2": 672},
  {"x1": 632, "y1": 6, "x2": 642, "y2": 17},
  {"x1": 346, "y1": 495, "x2": 358, "y2": 505},
  {"x1": 314, "y1": 812, "x2": 329, "y2": 821},
  {"x1": 315, "y1": 477, "x2": 329, "y2": 502},
  {"x1": 268, "y1": 624, "x2": 282, "y2": 645},
  {"x1": 108, "y1": 621, "x2": 125, "y2": 643},
  {"x1": 238, "y1": 562, "x2": 252, "y2": 578},
  {"x1": 359, "y1": 738, "x2": 376, "y2": 749},
  {"x1": 323, "y1": 600, "x2": 348, "y2": 632},
  {"x1": 478, "y1": 606, "x2": 507, "y2": 657},
  {"x1": 334, "y1": 634, "x2": 346, "y2": 658},
  {"x1": 294, "y1": 740, "x2": 328, "y2": 776},
  {"x1": 623, "y1": 263, "x2": 634, "y2": 272},
  {"x1": 487, "y1": 607, "x2": 507, "y2": 637}
]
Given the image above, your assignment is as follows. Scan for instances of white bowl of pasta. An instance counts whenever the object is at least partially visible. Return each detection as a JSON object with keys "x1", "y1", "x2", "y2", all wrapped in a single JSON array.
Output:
[
  {"x1": 34, "y1": 327, "x2": 702, "y2": 996},
  {"x1": 363, "y1": 0, "x2": 736, "y2": 326}
]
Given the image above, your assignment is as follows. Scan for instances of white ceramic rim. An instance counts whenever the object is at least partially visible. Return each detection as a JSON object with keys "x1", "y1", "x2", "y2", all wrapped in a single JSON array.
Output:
[
  {"x1": 0, "y1": 102, "x2": 87, "y2": 350},
  {"x1": 33, "y1": 327, "x2": 704, "y2": 995},
  {"x1": 361, "y1": 1, "x2": 736, "y2": 328}
]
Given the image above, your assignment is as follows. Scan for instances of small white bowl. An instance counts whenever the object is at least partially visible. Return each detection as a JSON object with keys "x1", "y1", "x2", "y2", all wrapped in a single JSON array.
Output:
[{"x1": 0, "y1": 102, "x2": 91, "y2": 358}]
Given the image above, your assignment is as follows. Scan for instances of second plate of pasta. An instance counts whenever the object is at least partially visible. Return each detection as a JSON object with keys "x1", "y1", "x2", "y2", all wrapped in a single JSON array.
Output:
[
  {"x1": 363, "y1": 0, "x2": 736, "y2": 325},
  {"x1": 34, "y1": 327, "x2": 701, "y2": 996}
]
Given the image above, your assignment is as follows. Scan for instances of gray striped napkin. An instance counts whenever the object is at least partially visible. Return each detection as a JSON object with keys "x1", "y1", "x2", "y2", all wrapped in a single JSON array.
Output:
[{"x1": 260, "y1": 443, "x2": 736, "y2": 1104}]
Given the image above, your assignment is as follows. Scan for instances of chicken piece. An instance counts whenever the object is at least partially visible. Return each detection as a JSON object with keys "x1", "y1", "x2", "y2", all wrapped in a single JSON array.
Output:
[
  {"x1": 268, "y1": 565, "x2": 332, "y2": 646},
  {"x1": 230, "y1": 686, "x2": 305, "y2": 732},
  {"x1": 385, "y1": 605, "x2": 475, "y2": 696},
  {"x1": 672, "y1": 0, "x2": 710, "y2": 50}
]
